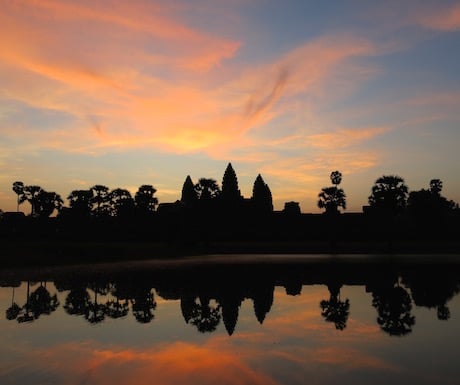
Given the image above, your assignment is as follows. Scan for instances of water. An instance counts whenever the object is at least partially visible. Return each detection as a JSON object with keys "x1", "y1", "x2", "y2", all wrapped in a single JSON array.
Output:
[{"x1": 1, "y1": 255, "x2": 460, "y2": 385}]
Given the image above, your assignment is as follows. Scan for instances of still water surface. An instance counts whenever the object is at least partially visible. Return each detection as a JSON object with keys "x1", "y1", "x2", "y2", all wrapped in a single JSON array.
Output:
[{"x1": 1, "y1": 255, "x2": 460, "y2": 385}]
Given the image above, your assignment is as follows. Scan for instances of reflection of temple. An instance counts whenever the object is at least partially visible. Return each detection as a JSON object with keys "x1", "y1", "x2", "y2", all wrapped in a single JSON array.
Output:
[{"x1": 2, "y1": 261, "x2": 460, "y2": 337}]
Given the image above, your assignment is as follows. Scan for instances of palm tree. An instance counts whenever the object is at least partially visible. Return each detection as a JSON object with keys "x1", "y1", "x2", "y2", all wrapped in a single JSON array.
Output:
[
  {"x1": 12, "y1": 181, "x2": 24, "y2": 212},
  {"x1": 22, "y1": 185, "x2": 43, "y2": 216},
  {"x1": 318, "y1": 186, "x2": 346, "y2": 215},
  {"x1": 368, "y1": 175, "x2": 408, "y2": 214},
  {"x1": 318, "y1": 171, "x2": 346, "y2": 215},
  {"x1": 320, "y1": 283, "x2": 350, "y2": 330},
  {"x1": 194, "y1": 178, "x2": 221, "y2": 200},
  {"x1": 330, "y1": 171, "x2": 342, "y2": 186}
]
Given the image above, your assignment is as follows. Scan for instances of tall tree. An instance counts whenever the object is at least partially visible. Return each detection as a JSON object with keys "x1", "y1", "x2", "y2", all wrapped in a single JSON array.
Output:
[
  {"x1": 67, "y1": 189, "x2": 94, "y2": 217},
  {"x1": 110, "y1": 188, "x2": 134, "y2": 218},
  {"x1": 12, "y1": 181, "x2": 24, "y2": 212},
  {"x1": 90, "y1": 185, "x2": 111, "y2": 217},
  {"x1": 35, "y1": 191, "x2": 63, "y2": 218},
  {"x1": 221, "y1": 163, "x2": 241, "y2": 203},
  {"x1": 181, "y1": 175, "x2": 198, "y2": 207},
  {"x1": 252, "y1": 174, "x2": 273, "y2": 213},
  {"x1": 318, "y1": 171, "x2": 346, "y2": 215},
  {"x1": 134, "y1": 185, "x2": 158, "y2": 214},
  {"x1": 22, "y1": 185, "x2": 43, "y2": 217},
  {"x1": 368, "y1": 175, "x2": 408, "y2": 214}
]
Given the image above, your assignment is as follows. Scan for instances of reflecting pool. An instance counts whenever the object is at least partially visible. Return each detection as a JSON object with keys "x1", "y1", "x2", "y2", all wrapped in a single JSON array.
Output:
[{"x1": 1, "y1": 255, "x2": 460, "y2": 385}]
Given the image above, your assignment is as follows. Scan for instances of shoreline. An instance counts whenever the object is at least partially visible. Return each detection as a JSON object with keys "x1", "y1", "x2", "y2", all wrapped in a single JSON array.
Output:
[{"x1": 1, "y1": 239, "x2": 459, "y2": 269}]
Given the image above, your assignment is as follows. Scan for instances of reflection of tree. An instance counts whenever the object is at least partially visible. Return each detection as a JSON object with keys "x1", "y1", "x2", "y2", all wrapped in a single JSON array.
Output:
[
  {"x1": 64, "y1": 287, "x2": 91, "y2": 316},
  {"x1": 372, "y1": 285, "x2": 415, "y2": 336},
  {"x1": 320, "y1": 283, "x2": 350, "y2": 330},
  {"x1": 105, "y1": 290, "x2": 129, "y2": 320},
  {"x1": 85, "y1": 283, "x2": 108, "y2": 324},
  {"x1": 6, "y1": 286, "x2": 21, "y2": 320},
  {"x1": 403, "y1": 270, "x2": 460, "y2": 321},
  {"x1": 131, "y1": 289, "x2": 157, "y2": 324},
  {"x1": 28, "y1": 283, "x2": 60, "y2": 318},
  {"x1": 16, "y1": 281, "x2": 59, "y2": 323},
  {"x1": 187, "y1": 295, "x2": 221, "y2": 333}
]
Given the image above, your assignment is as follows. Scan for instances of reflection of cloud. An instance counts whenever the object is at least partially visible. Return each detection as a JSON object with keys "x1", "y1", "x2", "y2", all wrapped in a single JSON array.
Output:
[
  {"x1": 23, "y1": 340, "x2": 279, "y2": 385},
  {"x1": 313, "y1": 346, "x2": 399, "y2": 371}
]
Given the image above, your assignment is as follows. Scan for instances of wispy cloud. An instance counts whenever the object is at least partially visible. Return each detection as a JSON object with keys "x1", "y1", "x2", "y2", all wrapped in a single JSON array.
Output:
[{"x1": 415, "y1": 2, "x2": 460, "y2": 31}]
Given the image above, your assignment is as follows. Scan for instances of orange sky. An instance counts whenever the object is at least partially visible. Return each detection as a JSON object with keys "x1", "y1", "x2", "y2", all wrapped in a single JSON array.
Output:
[{"x1": 1, "y1": 0, "x2": 459, "y2": 212}]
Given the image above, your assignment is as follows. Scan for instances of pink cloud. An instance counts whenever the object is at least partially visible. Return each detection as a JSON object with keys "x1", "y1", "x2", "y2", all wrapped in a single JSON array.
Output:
[{"x1": 415, "y1": 3, "x2": 460, "y2": 31}]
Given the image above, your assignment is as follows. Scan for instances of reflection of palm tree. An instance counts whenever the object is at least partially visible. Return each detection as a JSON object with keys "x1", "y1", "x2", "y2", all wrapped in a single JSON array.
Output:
[
  {"x1": 17, "y1": 281, "x2": 34, "y2": 323},
  {"x1": 320, "y1": 283, "x2": 350, "y2": 330},
  {"x1": 28, "y1": 283, "x2": 60, "y2": 319},
  {"x1": 188, "y1": 295, "x2": 221, "y2": 333},
  {"x1": 6, "y1": 287, "x2": 21, "y2": 320},
  {"x1": 372, "y1": 285, "x2": 415, "y2": 336}
]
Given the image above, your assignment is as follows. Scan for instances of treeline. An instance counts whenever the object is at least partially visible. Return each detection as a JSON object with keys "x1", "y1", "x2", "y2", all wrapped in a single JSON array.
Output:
[{"x1": 1, "y1": 163, "x2": 459, "y2": 244}]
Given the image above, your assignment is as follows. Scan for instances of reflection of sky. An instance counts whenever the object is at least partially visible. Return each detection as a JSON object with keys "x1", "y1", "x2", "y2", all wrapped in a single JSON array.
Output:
[{"x1": 1, "y1": 283, "x2": 460, "y2": 384}]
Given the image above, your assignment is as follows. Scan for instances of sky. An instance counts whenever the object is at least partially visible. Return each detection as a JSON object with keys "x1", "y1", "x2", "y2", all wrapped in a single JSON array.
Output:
[{"x1": 1, "y1": 0, "x2": 460, "y2": 213}]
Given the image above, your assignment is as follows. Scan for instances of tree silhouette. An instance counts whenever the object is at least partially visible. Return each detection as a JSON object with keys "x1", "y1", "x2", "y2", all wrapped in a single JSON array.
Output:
[
  {"x1": 318, "y1": 187, "x2": 346, "y2": 215},
  {"x1": 252, "y1": 174, "x2": 273, "y2": 213},
  {"x1": 318, "y1": 171, "x2": 346, "y2": 215},
  {"x1": 35, "y1": 191, "x2": 63, "y2": 218},
  {"x1": 194, "y1": 178, "x2": 221, "y2": 200},
  {"x1": 90, "y1": 185, "x2": 111, "y2": 217},
  {"x1": 368, "y1": 175, "x2": 408, "y2": 214},
  {"x1": 21, "y1": 185, "x2": 43, "y2": 217},
  {"x1": 134, "y1": 185, "x2": 158, "y2": 214},
  {"x1": 12, "y1": 181, "x2": 24, "y2": 212},
  {"x1": 181, "y1": 175, "x2": 198, "y2": 207},
  {"x1": 330, "y1": 170, "x2": 342, "y2": 186},
  {"x1": 430, "y1": 179, "x2": 443, "y2": 196},
  {"x1": 67, "y1": 189, "x2": 94, "y2": 217},
  {"x1": 110, "y1": 188, "x2": 135, "y2": 218}
]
